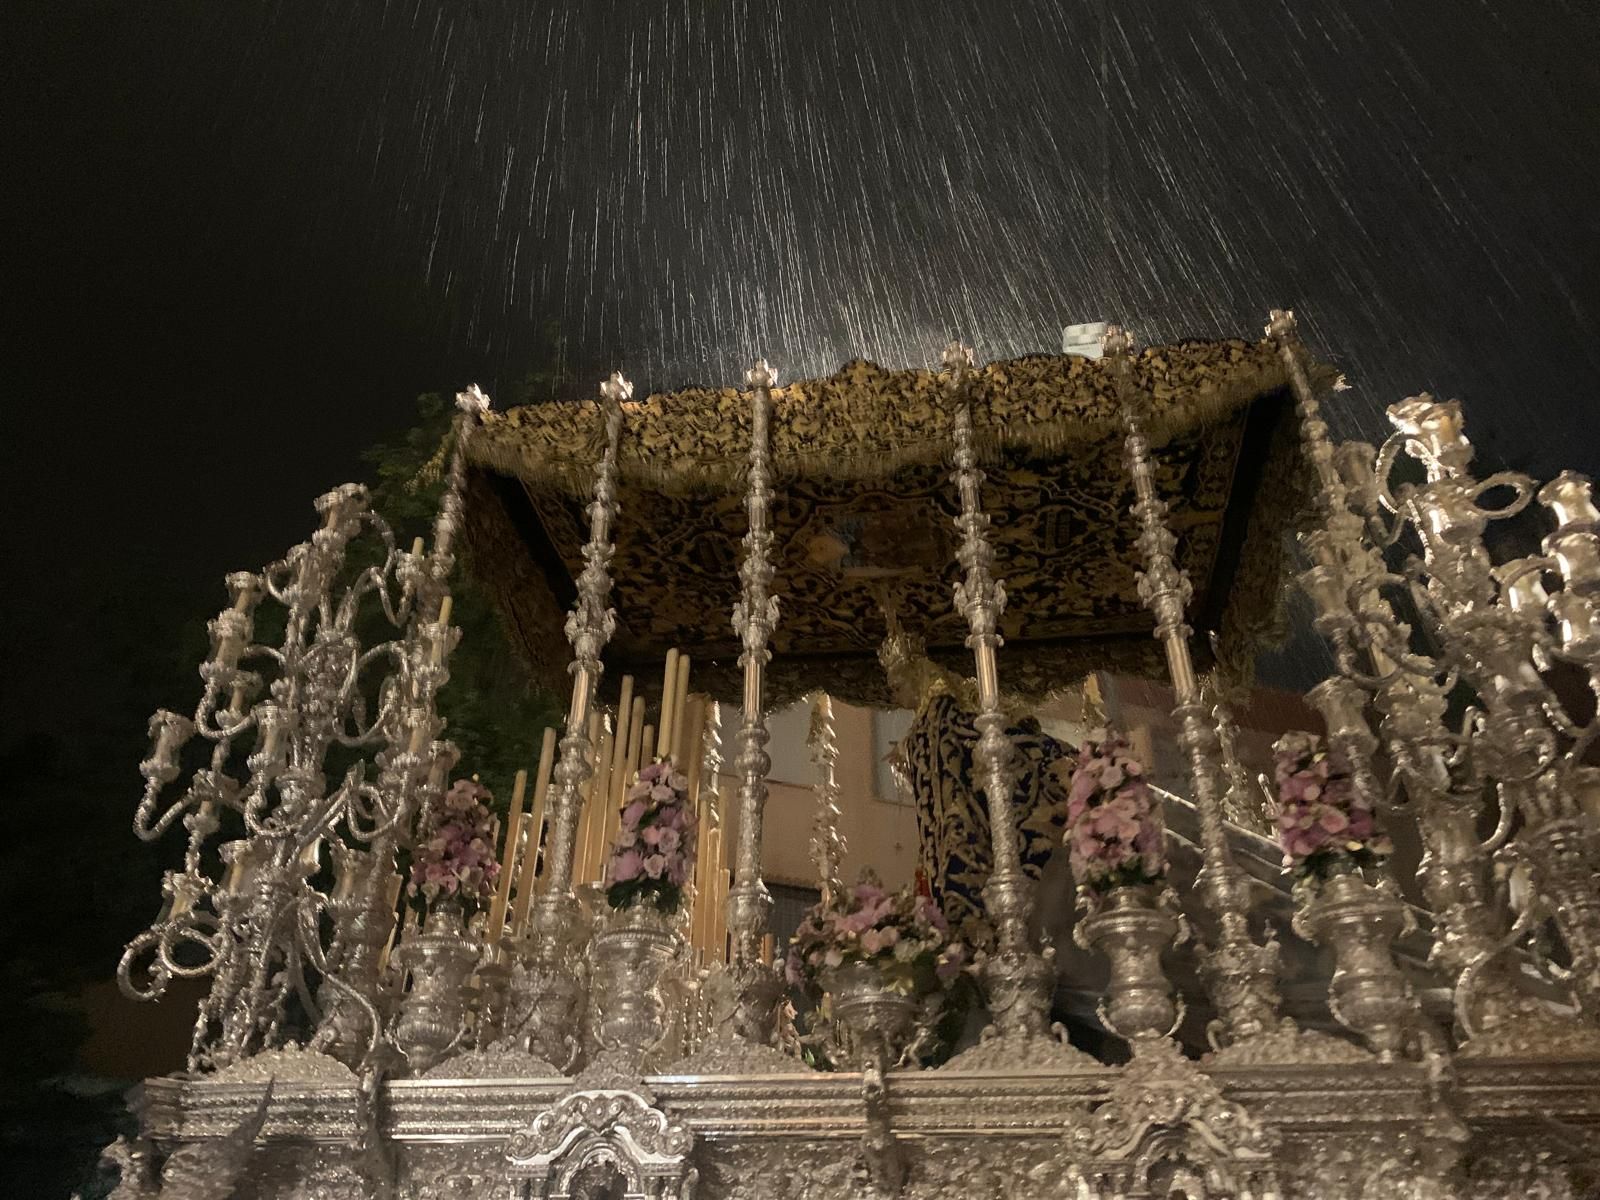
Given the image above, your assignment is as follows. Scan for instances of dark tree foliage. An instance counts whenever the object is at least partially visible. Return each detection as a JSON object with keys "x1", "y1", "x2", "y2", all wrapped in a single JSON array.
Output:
[
  {"x1": 361, "y1": 344, "x2": 571, "y2": 810},
  {"x1": 0, "y1": 583, "x2": 208, "y2": 1196}
]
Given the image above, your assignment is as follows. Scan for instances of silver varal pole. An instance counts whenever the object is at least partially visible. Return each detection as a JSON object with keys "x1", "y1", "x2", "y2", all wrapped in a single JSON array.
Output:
[
  {"x1": 808, "y1": 692, "x2": 847, "y2": 905},
  {"x1": 516, "y1": 371, "x2": 627, "y2": 1070},
  {"x1": 942, "y1": 341, "x2": 1055, "y2": 1039},
  {"x1": 716, "y1": 358, "x2": 785, "y2": 1042},
  {"x1": 1104, "y1": 325, "x2": 1286, "y2": 1051}
]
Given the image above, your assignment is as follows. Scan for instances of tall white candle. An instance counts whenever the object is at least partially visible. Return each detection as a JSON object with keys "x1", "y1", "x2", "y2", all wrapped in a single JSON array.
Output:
[
  {"x1": 657, "y1": 649, "x2": 681, "y2": 757},
  {"x1": 485, "y1": 768, "x2": 528, "y2": 944}
]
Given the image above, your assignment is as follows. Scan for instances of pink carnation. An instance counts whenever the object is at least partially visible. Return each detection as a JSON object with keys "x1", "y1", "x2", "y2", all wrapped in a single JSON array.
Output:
[
  {"x1": 1272, "y1": 732, "x2": 1390, "y2": 876},
  {"x1": 611, "y1": 848, "x2": 644, "y2": 883},
  {"x1": 600, "y1": 756, "x2": 698, "y2": 914},
  {"x1": 1060, "y1": 730, "x2": 1163, "y2": 897}
]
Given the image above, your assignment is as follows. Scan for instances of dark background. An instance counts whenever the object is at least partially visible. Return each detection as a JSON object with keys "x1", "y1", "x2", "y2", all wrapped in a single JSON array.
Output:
[{"x1": 3, "y1": 0, "x2": 1599, "y2": 1192}]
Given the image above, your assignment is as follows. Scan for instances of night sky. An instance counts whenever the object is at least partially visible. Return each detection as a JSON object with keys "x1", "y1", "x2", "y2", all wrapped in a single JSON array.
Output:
[{"x1": 5, "y1": 1, "x2": 1600, "y2": 750}]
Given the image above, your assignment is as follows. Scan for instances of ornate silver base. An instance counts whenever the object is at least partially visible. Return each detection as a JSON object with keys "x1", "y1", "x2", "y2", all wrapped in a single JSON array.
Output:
[{"x1": 124, "y1": 1048, "x2": 1600, "y2": 1199}]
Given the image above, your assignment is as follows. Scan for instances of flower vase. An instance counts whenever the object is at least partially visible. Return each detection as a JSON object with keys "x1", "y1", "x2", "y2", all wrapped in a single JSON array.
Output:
[
  {"x1": 588, "y1": 903, "x2": 684, "y2": 1069},
  {"x1": 1075, "y1": 884, "x2": 1179, "y2": 1042},
  {"x1": 1294, "y1": 865, "x2": 1414, "y2": 1061},
  {"x1": 825, "y1": 959, "x2": 922, "y2": 1070},
  {"x1": 391, "y1": 900, "x2": 482, "y2": 1075}
]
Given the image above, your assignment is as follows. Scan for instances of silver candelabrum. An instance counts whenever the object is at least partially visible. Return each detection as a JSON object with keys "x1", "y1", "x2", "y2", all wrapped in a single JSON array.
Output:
[
  {"x1": 121, "y1": 386, "x2": 491, "y2": 1073},
  {"x1": 1271, "y1": 309, "x2": 1600, "y2": 1050}
]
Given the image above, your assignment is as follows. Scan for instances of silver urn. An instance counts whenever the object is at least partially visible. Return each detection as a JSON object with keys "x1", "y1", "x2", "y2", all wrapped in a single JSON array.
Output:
[
  {"x1": 1295, "y1": 866, "x2": 1415, "y2": 1060},
  {"x1": 825, "y1": 959, "x2": 922, "y2": 1069},
  {"x1": 1076, "y1": 884, "x2": 1180, "y2": 1042},
  {"x1": 390, "y1": 901, "x2": 482, "y2": 1075},
  {"x1": 588, "y1": 902, "x2": 684, "y2": 1069}
]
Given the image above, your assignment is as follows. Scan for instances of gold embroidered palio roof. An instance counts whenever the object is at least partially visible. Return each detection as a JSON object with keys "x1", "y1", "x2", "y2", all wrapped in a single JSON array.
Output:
[{"x1": 463, "y1": 338, "x2": 1329, "y2": 707}]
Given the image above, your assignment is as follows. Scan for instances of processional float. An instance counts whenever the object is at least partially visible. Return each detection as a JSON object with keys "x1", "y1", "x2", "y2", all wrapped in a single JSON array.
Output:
[{"x1": 104, "y1": 315, "x2": 1600, "y2": 1199}]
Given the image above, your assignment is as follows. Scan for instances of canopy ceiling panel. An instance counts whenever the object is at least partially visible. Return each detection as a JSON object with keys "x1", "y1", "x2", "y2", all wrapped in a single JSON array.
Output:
[{"x1": 463, "y1": 339, "x2": 1328, "y2": 707}]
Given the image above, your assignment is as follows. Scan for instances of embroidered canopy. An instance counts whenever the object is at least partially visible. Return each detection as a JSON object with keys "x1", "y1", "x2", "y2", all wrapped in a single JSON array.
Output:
[{"x1": 462, "y1": 338, "x2": 1329, "y2": 707}]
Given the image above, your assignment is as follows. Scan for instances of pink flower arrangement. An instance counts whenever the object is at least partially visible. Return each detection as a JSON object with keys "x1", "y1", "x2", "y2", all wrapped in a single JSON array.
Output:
[
  {"x1": 604, "y1": 758, "x2": 697, "y2": 915},
  {"x1": 1058, "y1": 729, "x2": 1165, "y2": 899},
  {"x1": 1272, "y1": 731, "x2": 1392, "y2": 878},
  {"x1": 785, "y1": 873, "x2": 967, "y2": 997},
  {"x1": 406, "y1": 778, "x2": 500, "y2": 914}
]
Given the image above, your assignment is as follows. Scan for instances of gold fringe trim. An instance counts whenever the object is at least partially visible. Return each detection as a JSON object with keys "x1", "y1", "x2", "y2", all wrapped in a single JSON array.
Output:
[{"x1": 466, "y1": 340, "x2": 1334, "y2": 498}]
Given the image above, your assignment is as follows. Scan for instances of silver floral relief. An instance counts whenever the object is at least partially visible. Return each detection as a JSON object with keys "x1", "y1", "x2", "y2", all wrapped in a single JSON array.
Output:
[
  {"x1": 240, "y1": 1146, "x2": 377, "y2": 1200},
  {"x1": 1276, "y1": 1131, "x2": 1592, "y2": 1200},
  {"x1": 694, "y1": 1144, "x2": 859, "y2": 1200},
  {"x1": 700, "y1": 1138, "x2": 1081, "y2": 1200}
]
